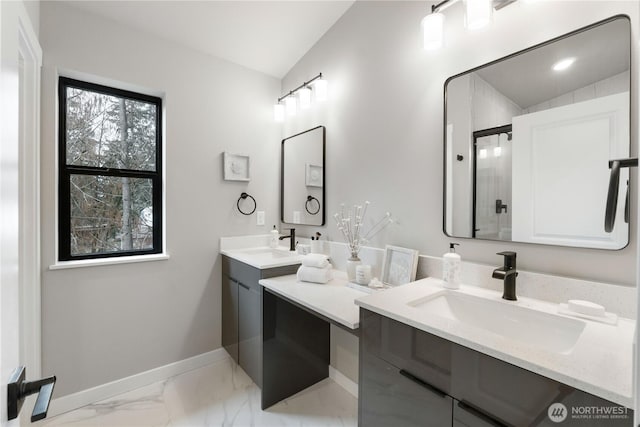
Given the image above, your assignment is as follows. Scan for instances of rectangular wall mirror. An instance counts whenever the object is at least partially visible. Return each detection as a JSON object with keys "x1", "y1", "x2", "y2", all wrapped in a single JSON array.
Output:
[
  {"x1": 444, "y1": 15, "x2": 631, "y2": 250},
  {"x1": 282, "y1": 126, "x2": 326, "y2": 226}
]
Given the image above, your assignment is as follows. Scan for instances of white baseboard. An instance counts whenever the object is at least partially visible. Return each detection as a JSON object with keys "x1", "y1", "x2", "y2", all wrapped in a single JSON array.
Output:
[
  {"x1": 48, "y1": 348, "x2": 229, "y2": 417},
  {"x1": 329, "y1": 366, "x2": 358, "y2": 398}
]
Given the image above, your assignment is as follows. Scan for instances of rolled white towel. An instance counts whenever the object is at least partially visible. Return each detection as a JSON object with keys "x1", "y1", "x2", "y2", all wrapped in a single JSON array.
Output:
[
  {"x1": 297, "y1": 264, "x2": 333, "y2": 284},
  {"x1": 301, "y1": 253, "x2": 330, "y2": 268}
]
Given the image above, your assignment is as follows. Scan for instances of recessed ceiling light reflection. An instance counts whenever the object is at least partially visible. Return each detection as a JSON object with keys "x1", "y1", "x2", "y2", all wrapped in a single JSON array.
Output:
[{"x1": 552, "y1": 57, "x2": 575, "y2": 72}]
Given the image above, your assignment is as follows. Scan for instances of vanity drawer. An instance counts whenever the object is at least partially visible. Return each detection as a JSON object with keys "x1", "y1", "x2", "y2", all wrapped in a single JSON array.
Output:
[
  {"x1": 359, "y1": 352, "x2": 453, "y2": 427},
  {"x1": 452, "y1": 344, "x2": 633, "y2": 427},
  {"x1": 360, "y1": 309, "x2": 452, "y2": 395}
]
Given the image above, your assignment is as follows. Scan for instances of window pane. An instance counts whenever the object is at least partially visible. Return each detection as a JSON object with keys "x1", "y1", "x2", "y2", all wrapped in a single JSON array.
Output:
[
  {"x1": 65, "y1": 87, "x2": 157, "y2": 171},
  {"x1": 70, "y1": 174, "x2": 154, "y2": 256}
]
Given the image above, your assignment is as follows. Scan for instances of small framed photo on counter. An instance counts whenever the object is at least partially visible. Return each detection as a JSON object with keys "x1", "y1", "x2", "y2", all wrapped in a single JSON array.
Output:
[{"x1": 381, "y1": 245, "x2": 419, "y2": 286}]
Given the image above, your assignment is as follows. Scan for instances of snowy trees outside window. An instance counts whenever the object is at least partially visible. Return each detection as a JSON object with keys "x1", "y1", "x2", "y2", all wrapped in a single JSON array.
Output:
[{"x1": 58, "y1": 78, "x2": 163, "y2": 260}]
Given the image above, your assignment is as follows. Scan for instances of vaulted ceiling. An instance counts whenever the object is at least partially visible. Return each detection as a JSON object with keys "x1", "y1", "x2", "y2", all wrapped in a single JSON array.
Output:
[{"x1": 62, "y1": 1, "x2": 355, "y2": 78}]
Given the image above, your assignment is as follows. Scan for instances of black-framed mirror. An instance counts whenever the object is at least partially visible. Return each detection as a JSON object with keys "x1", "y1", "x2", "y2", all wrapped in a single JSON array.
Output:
[
  {"x1": 281, "y1": 126, "x2": 326, "y2": 226},
  {"x1": 444, "y1": 15, "x2": 631, "y2": 250}
]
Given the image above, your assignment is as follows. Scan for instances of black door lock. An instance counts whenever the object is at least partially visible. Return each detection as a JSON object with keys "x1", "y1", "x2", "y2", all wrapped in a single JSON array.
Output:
[{"x1": 7, "y1": 366, "x2": 56, "y2": 422}]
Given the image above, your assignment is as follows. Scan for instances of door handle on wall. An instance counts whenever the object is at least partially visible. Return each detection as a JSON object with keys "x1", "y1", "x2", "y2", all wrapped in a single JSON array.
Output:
[{"x1": 7, "y1": 366, "x2": 57, "y2": 421}]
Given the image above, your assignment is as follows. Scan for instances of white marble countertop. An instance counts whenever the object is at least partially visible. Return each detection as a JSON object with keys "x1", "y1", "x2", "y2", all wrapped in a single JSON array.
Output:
[
  {"x1": 221, "y1": 246, "x2": 305, "y2": 269},
  {"x1": 356, "y1": 277, "x2": 635, "y2": 408},
  {"x1": 259, "y1": 270, "x2": 367, "y2": 330}
]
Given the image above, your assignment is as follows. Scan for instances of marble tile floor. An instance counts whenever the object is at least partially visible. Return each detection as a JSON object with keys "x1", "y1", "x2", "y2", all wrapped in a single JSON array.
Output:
[{"x1": 41, "y1": 358, "x2": 357, "y2": 427}]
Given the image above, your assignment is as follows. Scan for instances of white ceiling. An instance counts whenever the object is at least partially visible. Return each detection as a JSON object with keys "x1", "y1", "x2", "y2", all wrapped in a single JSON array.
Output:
[
  {"x1": 476, "y1": 18, "x2": 630, "y2": 108},
  {"x1": 61, "y1": 1, "x2": 355, "y2": 79}
]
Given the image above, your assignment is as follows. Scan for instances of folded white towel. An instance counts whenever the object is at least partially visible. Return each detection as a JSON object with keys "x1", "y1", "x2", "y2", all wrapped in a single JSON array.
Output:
[
  {"x1": 302, "y1": 253, "x2": 330, "y2": 268},
  {"x1": 297, "y1": 264, "x2": 333, "y2": 284}
]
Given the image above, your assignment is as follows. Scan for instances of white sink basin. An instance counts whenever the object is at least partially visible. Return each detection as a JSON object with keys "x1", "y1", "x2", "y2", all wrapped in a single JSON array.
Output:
[
  {"x1": 234, "y1": 247, "x2": 296, "y2": 258},
  {"x1": 408, "y1": 291, "x2": 586, "y2": 354},
  {"x1": 223, "y1": 246, "x2": 303, "y2": 269}
]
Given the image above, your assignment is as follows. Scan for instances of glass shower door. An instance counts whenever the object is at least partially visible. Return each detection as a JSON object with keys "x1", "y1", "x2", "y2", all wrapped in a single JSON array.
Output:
[{"x1": 473, "y1": 129, "x2": 512, "y2": 240}]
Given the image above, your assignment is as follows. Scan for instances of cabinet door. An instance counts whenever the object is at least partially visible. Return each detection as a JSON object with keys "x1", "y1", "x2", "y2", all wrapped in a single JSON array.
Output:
[
  {"x1": 238, "y1": 281, "x2": 262, "y2": 388},
  {"x1": 222, "y1": 274, "x2": 238, "y2": 363},
  {"x1": 361, "y1": 309, "x2": 452, "y2": 395},
  {"x1": 452, "y1": 345, "x2": 633, "y2": 427},
  {"x1": 359, "y1": 353, "x2": 453, "y2": 427}
]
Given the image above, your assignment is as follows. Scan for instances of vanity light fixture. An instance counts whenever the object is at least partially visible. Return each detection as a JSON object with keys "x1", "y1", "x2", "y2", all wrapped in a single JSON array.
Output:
[
  {"x1": 421, "y1": 12, "x2": 445, "y2": 50},
  {"x1": 273, "y1": 102, "x2": 285, "y2": 122},
  {"x1": 314, "y1": 76, "x2": 328, "y2": 102},
  {"x1": 465, "y1": 0, "x2": 493, "y2": 30},
  {"x1": 422, "y1": 0, "x2": 516, "y2": 50},
  {"x1": 299, "y1": 85, "x2": 312, "y2": 109},
  {"x1": 273, "y1": 73, "x2": 327, "y2": 121},
  {"x1": 552, "y1": 57, "x2": 576, "y2": 71},
  {"x1": 285, "y1": 96, "x2": 297, "y2": 116}
]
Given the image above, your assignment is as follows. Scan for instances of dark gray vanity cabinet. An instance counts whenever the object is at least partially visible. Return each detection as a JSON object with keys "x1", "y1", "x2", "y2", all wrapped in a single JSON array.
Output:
[
  {"x1": 221, "y1": 255, "x2": 299, "y2": 388},
  {"x1": 359, "y1": 351, "x2": 453, "y2": 426},
  {"x1": 359, "y1": 309, "x2": 633, "y2": 427}
]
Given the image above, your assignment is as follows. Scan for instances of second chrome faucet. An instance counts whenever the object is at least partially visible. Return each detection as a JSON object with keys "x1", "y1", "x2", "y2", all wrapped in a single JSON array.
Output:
[{"x1": 492, "y1": 251, "x2": 518, "y2": 301}]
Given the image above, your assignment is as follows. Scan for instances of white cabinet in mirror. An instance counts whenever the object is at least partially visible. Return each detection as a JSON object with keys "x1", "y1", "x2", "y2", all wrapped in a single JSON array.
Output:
[{"x1": 443, "y1": 15, "x2": 631, "y2": 250}]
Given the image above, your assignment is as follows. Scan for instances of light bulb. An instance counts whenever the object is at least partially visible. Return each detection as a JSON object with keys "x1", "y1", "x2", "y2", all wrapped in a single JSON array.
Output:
[
  {"x1": 314, "y1": 78, "x2": 328, "y2": 102},
  {"x1": 285, "y1": 96, "x2": 297, "y2": 116},
  {"x1": 273, "y1": 103, "x2": 284, "y2": 122},
  {"x1": 299, "y1": 86, "x2": 312, "y2": 109},
  {"x1": 552, "y1": 57, "x2": 575, "y2": 71},
  {"x1": 465, "y1": 0, "x2": 492, "y2": 30},
  {"x1": 421, "y1": 12, "x2": 444, "y2": 50}
]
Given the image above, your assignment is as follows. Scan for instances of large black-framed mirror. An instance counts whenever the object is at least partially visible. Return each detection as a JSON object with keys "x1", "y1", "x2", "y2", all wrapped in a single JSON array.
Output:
[
  {"x1": 444, "y1": 15, "x2": 631, "y2": 250},
  {"x1": 281, "y1": 126, "x2": 326, "y2": 226}
]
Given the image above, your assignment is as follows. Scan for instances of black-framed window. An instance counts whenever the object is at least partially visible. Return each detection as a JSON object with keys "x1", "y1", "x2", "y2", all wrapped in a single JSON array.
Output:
[{"x1": 58, "y1": 77, "x2": 163, "y2": 261}]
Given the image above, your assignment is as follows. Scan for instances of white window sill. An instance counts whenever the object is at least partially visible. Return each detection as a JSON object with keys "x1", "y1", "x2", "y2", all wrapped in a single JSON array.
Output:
[{"x1": 49, "y1": 253, "x2": 170, "y2": 270}]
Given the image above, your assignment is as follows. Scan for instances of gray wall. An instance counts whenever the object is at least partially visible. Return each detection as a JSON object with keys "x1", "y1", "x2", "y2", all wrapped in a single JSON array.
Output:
[
  {"x1": 40, "y1": 2, "x2": 281, "y2": 397},
  {"x1": 282, "y1": 0, "x2": 639, "y2": 287}
]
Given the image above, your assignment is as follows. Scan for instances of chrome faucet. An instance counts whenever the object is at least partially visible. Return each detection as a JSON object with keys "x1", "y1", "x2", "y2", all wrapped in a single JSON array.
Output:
[
  {"x1": 492, "y1": 251, "x2": 518, "y2": 301},
  {"x1": 279, "y1": 228, "x2": 296, "y2": 251}
]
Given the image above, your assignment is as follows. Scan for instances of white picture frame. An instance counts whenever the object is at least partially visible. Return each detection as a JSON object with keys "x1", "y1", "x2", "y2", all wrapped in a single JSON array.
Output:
[
  {"x1": 381, "y1": 245, "x2": 419, "y2": 286},
  {"x1": 224, "y1": 152, "x2": 250, "y2": 181},
  {"x1": 305, "y1": 163, "x2": 323, "y2": 187}
]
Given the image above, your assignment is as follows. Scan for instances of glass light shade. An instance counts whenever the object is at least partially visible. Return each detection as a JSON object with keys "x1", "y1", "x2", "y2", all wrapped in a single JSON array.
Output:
[
  {"x1": 494, "y1": 146, "x2": 502, "y2": 157},
  {"x1": 479, "y1": 148, "x2": 487, "y2": 159},
  {"x1": 314, "y1": 78, "x2": 328, "y2": 102},
  {"x1": 299, "y1": 86, "x2": 312, "y2": 109},
  {"x1": 421, "y1": 12, "x2": 444, "y2": 50},
  {"x1": 285, "y1": 96, "x2": 297, "y2": 116},
  {"x1": 465, "y1": 0, "x2": 492, "y2": 30},
  {"x1": 273, "y1": 103, "x2": 284, "y2": 122}
]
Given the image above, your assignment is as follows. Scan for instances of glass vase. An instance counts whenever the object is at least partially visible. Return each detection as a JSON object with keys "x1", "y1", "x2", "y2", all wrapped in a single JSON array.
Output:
[{"x1": 346, "y1": 254, "x2": 362, "y2": 283}]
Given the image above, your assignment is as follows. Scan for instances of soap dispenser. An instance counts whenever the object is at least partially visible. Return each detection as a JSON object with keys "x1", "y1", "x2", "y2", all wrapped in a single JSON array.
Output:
[
  {"x1": 270, "y1": 225, "x2": 279, "y2": 249},
  {"x1": 443, "y1": 243, "x2": 461, "y2": 289}
]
